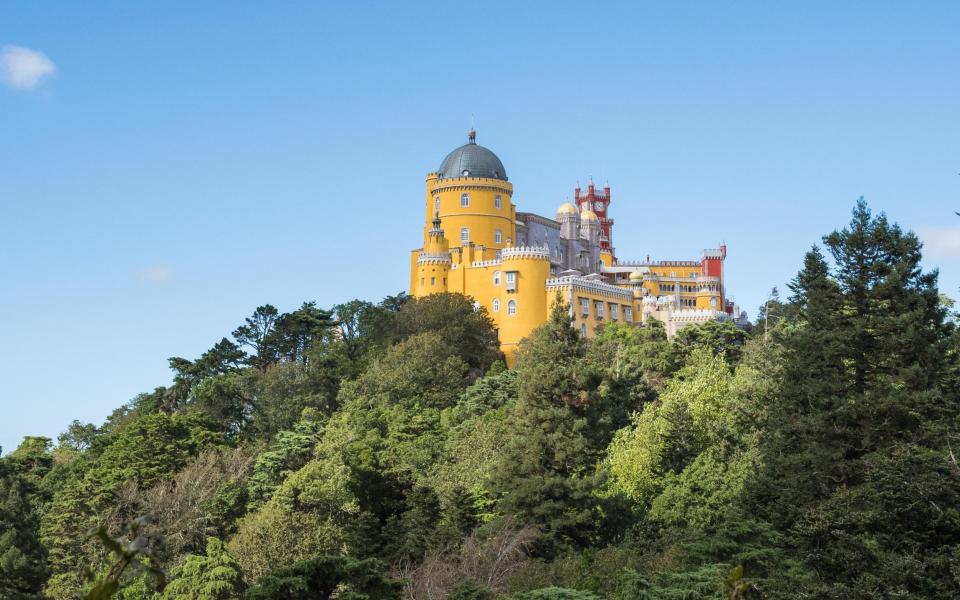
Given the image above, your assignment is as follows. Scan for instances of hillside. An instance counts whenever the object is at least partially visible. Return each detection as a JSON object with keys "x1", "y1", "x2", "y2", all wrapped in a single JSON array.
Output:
[{"x1": 2, "y1": 199, "x2": 958, "y2": 599}]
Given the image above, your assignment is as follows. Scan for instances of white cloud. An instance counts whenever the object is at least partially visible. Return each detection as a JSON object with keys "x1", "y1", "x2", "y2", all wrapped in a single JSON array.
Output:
[
  {"x1": 1, "y1": 45, "x2": 56, "y2": 90},
  {"x1": 917, "y1": 225, "x2": 960, "y2": 260},
  {"x1": 135, "y1": 265, "x2": 174, "y2": 283}
]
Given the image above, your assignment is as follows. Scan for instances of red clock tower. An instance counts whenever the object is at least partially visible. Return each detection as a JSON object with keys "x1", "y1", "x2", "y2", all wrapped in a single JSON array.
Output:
[{"x1": 574, "y1": 180, "x2": 615, "y2": 260}]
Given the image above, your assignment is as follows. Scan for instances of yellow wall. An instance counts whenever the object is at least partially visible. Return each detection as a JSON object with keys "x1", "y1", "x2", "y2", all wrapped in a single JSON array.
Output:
[{"x1": 424, "y1": 173, "x2": 516, "y2": 252}]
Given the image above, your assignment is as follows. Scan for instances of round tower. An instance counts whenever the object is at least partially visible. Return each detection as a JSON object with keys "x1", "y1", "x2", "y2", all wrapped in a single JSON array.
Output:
[
  {"x1": 556, "y1": 202, "x2": 579, "y2": 239},
  {"x1": 415, "y1": 212, "x2": 452, "y2": 295}
]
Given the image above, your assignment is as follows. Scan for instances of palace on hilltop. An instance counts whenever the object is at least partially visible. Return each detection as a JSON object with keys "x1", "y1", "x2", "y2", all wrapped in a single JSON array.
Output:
[{"x1": 410, "y1": 129, "x2": 747, "y2": 364}]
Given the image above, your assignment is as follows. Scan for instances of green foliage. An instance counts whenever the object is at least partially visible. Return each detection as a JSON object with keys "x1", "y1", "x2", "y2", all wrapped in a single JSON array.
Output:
[
  {"x1": 228, "y1": 441, "x2": 359, "y2": 582},
  {"x1": 41, "y1": 411, "x2": 226, "y2": 600},
  {"x1": 0, "y1": 459, "x2": 47, "y2": 599},
  {"x1": 243, "y1": 555, "x2": 400, "y2": 600},
  {"x1": 490, "y1": 301, "x2": 609, "y2": 556},
  {"x1": 448, "y1": 580, "x2": 496, "y2": 600},
  {"x1": 394, "y1": 292, "x2": 501, "y2": 371},
  {"x1": 246, "y1": 410, "x2": 324, "y2": 508},
  {"x1": 81, "y1": 518, "x2": 165, "y2": 600},
  {"x1": 161, "y1": 537, "x2": 244, "y2": 600},
  {"x1": 673, "y1": 320, "x2": 747, "y2": 367},
  {"x1": 509, "y1": 587, "x2": 602, "y2": 600}
]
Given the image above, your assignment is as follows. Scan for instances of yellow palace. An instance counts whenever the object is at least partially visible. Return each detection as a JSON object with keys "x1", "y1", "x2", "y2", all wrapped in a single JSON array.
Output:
[{"x1": 410, "y1": 130, "x2": 745, "y2": 364}]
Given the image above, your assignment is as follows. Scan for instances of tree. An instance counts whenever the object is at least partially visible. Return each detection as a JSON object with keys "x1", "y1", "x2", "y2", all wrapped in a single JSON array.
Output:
[
  {"x1": 161, "y1": 537, "x2": 244, "y2": 600},
  {"x1": 395, "y1": 293, "x2": 501, "y2": 372},
  {"x1": 673, "y1": 320, "x2": 747, "y2": 366},
  {"x1": 509, "y1": 588, "x2": 602, "y2": 600},
  {"x1": 0, "y1": 461, "x2": 47, "y2": 598},
  {"x1": 243, "y1": 555, "x2": 401, "y2": 600},
  {"x1": 233, "y1": 305, "x2": 281, "y2": 372},
  {"x1": 755, "y1": 199, "x2": 960, "y2": 596},
  {"x1": 489, "y1": 300, "x2": 608, "y2": 555},
  {"x1": 271, "y1": 302, "x2": 335, "y2": 365}
]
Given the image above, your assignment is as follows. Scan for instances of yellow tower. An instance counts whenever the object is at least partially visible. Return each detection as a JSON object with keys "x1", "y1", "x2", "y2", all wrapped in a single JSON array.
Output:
[{"x1": 423, "y1": 128, "x2": 515, "y2": 263}]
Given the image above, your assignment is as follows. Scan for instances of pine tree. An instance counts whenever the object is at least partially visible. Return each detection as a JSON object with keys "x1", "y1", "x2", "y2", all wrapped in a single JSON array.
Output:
[
  {"x1": 161, "y1": 537, "x2": 245, "y2": 600},
  {"x1": 756, "y1": 200, "x2": 960, "y2": 596},
  {"x1": 490, "y1": 300, "x2": 607, "y2": 556},
  {"x1": 0, "y1": 461, "x2": 47, "y2": 599}
]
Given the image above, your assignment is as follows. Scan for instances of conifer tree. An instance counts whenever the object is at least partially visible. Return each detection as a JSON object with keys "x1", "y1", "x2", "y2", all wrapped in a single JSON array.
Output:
[{"x1": 0, "y1": 462, "x2": 47, "y2": 599}]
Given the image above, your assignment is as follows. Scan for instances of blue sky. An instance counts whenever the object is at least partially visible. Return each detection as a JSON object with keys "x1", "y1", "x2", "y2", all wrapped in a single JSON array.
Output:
[{"x1": 2, "y1": 2, "x2": 958, "y2": 452}]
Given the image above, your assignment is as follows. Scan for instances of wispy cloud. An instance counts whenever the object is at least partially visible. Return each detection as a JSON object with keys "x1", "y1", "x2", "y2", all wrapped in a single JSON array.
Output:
[
  {"x1": 135, "y1": 265, "x2": 174, "y2": 283},
  {"x1": 917, "y1": 225, "x2": 960, "y2": 260},
  {"x1": 1, "y1": 45, "x2": 56, "y2": 90}
]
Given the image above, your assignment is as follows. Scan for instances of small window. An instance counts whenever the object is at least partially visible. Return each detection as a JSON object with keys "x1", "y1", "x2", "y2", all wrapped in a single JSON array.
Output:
[
  {"x1": 625, "y1": 307, "x2": 633, "y2": 322},
  {"x1": 492, "y1": 299, "x2": 500, "y2": 313},
  {"x1": 495, "y1": 195, "x2": 502, "y2": 208},
  {"x1": 580, "y1": 298, "x2": 589, "y2": 315},
  {"x1": 434, "y1": 196, "x2": 440, "y2": 212},
  {"x1": 461, "y1": 193, "x2": 470, "y2": 207},
  {"x1": 495, "y1": 229, "x2": 502, "y2": 244},
  {"x1": 507, "y1": 300, "x2": 517, "y2": 315},
  {"x1": 595, "y1": 301, "x2": 605, "y2": 318},
  {"x1": 460, "y1": 227, "x2": 469, "y2": 242},
  {"x1": 431, "y1": 277, "x2": 435, "y2": 285},
  {"x1": 710, "y1": 297, "x2": 717, "y2": 308},
  {"x1": 505, "y1": 271, "x2": 517, "y2": 291},
  {"x1": 611, "y1": 304, "x2": 619, "y2": 320},
  {"x1": 581, "y1": 323, "x2": 587, "y2": 337},
  {"x1": 690, "y1": 273, "x2": 697, "y2": 278},
  {"x1": 493, "y1": 271, "x2": 501, "y2": 286}
]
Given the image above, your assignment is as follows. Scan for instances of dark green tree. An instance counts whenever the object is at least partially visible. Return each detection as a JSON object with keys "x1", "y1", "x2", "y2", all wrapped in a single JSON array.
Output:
[
  {"x1": 490, "y1": 300, "x2": 608, "y2": 556},
  {"x1": 0, "y1": 460, "x2": 47, "y2": 599},
  {"x1": 244, "y1": 556, "x2": 401, "y2": 600},
  {"x1": 233, "y1": 305, "x2": 281, "y2": 371},
  {"x1": 395, "y1": 293, "x2": 501, "y2": 371}
]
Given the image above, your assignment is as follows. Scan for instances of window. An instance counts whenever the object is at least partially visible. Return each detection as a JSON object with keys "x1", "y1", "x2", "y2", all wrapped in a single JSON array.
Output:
[
  {"x1": 690, "y1": 273, "x2": 697, "y2": 278},
  {"x1": 710, "y1": 297, "x2": 717, "y2": 308},
  {"x1": 430, "y1": 277, "x2": 435, "y2": 285},
  {"x1": 580, "y1": 298, "x2": 589, "y2": 315},
  {"x1": 492, "y1": 299, "x2": 500, "y2": 312},
  {"x1": 493, "y1": 271, "x2": 501, "y2": 286},
  {"x1": 434, "y1": 196, "x2": 440, "y2": 212},
  {"x1": 581, "y1": 323, "x2": 587, "y2": 337},
  {"x1": 610, "y1": 304, "x2": 619, "y2": 320},
  {"x1": 624, "y1": 307, "x2": 633, "y2": 322},
  {"x1": 495, "y1": 195, "x2": 502, "y2": 209},
  {"x1": 461, "y1": 193, "x2": 470, "y2": 207},
  {"x1": 460, "y1": 227, "x2": 470, "y2": 242},
  {"x1": 595, "y1": 301, "x2": 605, "y2": 319},
  {"x1": 506, "y1": 237, "x2": 512, "y2": 245},
  {"x1": 495, "y1": 229, "x2": 502, "y2": 244},
  {"x1": 505, "y1": 271, "x2": 517, "y2": 291},
  {"x1": 507, "y1": 300, "x2": 516, "y2": 315},
  {"x1": 671, "y1": 271, "x2": 676, "y2": 277}
]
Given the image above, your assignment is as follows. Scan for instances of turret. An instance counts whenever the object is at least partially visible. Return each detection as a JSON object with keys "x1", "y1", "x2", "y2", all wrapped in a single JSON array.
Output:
[{"x1": 556, "y1": 201, "x2": 579, "y2": 240}]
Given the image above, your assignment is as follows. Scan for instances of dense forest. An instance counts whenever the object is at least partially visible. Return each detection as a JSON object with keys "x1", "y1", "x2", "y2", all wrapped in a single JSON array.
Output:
[{"x1": 2, "y1": 200, "x2": 958, "y2": 599}]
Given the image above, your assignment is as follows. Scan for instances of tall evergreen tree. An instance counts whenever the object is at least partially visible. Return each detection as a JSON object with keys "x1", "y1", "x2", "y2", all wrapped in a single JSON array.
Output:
[{"x1": 0, "y1": 461, "x2": 47, "y2": 599}]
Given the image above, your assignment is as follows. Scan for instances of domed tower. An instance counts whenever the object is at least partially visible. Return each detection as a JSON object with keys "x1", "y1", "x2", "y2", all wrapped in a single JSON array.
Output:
[
  {"x1": 556, "y1": 202, "x2": 579, "y2": 240},
  {"x1": 580, "y1": 209, "x2": 601, "y2": 246},
  {"x1": 423, "y1": 129, "x2": 514, "y2": 263}
]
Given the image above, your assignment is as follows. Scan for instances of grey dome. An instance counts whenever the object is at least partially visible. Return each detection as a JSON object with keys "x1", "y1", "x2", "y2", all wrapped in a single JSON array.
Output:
[{"x1": 438, "y1": 131, "x2": 507, "y2": 181}]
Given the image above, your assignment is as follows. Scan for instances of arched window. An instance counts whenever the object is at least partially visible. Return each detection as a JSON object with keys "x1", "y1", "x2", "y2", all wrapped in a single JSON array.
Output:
[
  {"x1": 434, "y1": 196, "x2": 440, "y2": 212},
  {"x1": 492, "y1": 299, "x2": 500, "y2": 313},
  {"x1": 507, "y1": 300, "x2": 517, "y2": 315},
  {"x1": 460, "y1": 227, "x2": 469, "y2": 242},
  {"x1": 710, "y1": 297, "x2": 717, "y2": 308},
  {"x1": 495, "y1": 229, "x2": 502, "y2": 244},
  {"x1": 461, "y1": 193, "x2": 470, "y2": 207},
  {"x1": 495, "y1": 195, "x2": 502, "y2": 209},
  {"x1": 493, "y1": 271, "x2": 501, "y2": 286},
  {"x1": 580, "y1": 323, "x2": 587, "y2": 337}
]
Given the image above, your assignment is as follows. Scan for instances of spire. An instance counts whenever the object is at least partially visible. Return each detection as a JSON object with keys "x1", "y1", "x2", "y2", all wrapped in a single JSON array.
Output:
[{"x1": 430, "y1": 210, "x2": 444, "y2": 236}]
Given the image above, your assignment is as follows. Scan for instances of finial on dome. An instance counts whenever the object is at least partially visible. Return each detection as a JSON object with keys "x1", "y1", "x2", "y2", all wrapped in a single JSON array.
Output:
[{"x1": 468, "y1": 128, "x2": 476, "y2": 143}]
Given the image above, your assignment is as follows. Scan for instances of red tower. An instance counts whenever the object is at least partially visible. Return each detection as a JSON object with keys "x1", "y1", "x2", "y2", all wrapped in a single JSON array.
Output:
[{"x1": 574, "y1": 180, "x2": 615, "y2": 259}]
